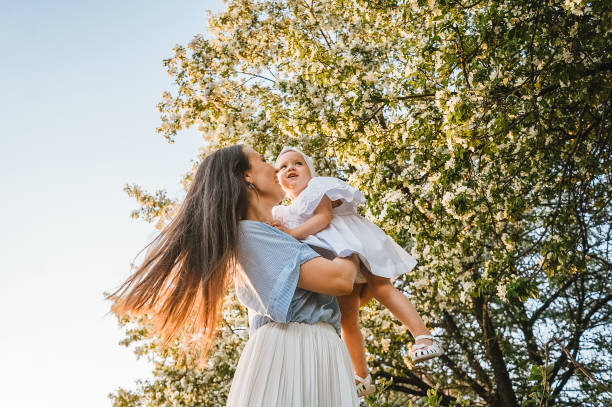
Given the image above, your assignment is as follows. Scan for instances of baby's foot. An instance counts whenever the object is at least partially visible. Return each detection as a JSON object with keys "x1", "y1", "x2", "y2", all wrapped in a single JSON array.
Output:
[
  {"x1": 415, "y1": 336, "x2": 433, "y2": 347},
  {"x1": 409, "y1": 335, "x2": 443, "y2": 363},
  {"x1": 355, "y1": 373, "x2": 376, "y2": 397}
]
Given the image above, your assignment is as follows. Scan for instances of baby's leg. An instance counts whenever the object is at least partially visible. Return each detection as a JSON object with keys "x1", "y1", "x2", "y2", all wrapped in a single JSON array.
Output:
[
  {"x1": 337, "y1": 283, "x2": 368, "y2": 378},
  {"x1": 359, "y1": 283, "x2": 375, "y2": 307},
  {"x1": 366, "y1": 274, "x2": 432, "y2": 345}
]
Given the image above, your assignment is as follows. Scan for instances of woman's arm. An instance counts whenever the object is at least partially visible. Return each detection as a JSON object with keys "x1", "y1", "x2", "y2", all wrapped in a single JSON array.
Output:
[
  {"x1": 297, "y1": 254, "x2": 358, "y2": 296},
  {"x1": 288, "y1": 196, "x2": 333, "y2": 240}
]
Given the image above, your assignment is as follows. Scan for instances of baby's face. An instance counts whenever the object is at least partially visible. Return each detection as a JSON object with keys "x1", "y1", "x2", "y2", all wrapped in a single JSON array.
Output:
[{"x1": 275, "y1": 151, "x2": 312, "y2": 199}]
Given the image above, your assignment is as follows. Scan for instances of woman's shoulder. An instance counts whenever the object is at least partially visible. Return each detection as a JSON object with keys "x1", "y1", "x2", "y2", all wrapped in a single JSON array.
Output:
[
  {"x1": 234, "y1": 222, "x2": 321, "y2": 325},
  {"x1": 239, "y1": 220, "x2": 300, "y2": 248},
  {"x1": 240, "y1": 220, "x2": 282, "y2": 237},
  {"x1": 237, "y1": 220, "x2": 319, "y2": 279}
]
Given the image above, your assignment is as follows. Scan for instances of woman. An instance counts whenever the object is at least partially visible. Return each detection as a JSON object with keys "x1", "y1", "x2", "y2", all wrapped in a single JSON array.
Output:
[{"x1": 108, "y1": 144, "x2": 360, "y2": 406}]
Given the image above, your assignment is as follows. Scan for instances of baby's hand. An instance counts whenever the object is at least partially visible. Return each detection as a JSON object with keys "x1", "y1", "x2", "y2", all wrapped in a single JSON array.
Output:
[{"x1": 268, "y1": 220, "x2": 292, "y2": 235}]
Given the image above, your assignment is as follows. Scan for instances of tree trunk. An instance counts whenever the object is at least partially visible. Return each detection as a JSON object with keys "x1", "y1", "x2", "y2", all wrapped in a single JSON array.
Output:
[{"x1": 473, "y1": 295, "x2": 519, "y2": 407}]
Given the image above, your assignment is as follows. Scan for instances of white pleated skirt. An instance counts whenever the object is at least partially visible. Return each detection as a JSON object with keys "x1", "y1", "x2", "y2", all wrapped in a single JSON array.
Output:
[{"x1": 226, "y1": 322, "x2": 359, "y2": 407}]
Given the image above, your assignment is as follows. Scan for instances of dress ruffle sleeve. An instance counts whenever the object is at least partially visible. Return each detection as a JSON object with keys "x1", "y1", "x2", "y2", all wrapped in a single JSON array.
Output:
[
  {"x1": 294, "y1": 177, "x2": 365, "y2": 216},
  {"x1": 272, "y1": 204, "x2": 289, "y2": 224}
]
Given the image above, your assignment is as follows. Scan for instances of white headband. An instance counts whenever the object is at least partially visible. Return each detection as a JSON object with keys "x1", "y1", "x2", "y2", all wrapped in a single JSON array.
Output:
[{"x1": 275, "y1": 146, "x2": 318, "y2": 177}]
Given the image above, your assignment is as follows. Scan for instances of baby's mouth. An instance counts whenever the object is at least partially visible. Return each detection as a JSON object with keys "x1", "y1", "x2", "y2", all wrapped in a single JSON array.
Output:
[{"x1": 287, "y1": 173, "x2": 298, "y2": 179}]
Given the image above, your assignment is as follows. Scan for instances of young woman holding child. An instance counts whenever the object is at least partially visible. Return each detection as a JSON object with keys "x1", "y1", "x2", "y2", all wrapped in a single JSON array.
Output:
[{"x1": 109, "y1": 145, "x2": 361, "y2": 406}]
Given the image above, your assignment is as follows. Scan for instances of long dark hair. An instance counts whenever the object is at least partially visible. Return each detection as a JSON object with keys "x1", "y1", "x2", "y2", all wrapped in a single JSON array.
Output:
[{"x1": 108, "y1": 144, "x2": 250, "y2": 361}]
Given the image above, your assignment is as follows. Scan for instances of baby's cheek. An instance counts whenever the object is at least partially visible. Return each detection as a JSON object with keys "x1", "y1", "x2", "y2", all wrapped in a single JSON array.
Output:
[{"x1": 277, "y1": 175, "x2": 290, "y2": 190}]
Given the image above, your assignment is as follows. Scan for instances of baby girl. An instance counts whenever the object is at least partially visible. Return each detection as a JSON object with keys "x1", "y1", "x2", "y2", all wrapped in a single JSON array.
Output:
[{"x1": 271, "y1": 147, "x2": 443, "y2": 397}]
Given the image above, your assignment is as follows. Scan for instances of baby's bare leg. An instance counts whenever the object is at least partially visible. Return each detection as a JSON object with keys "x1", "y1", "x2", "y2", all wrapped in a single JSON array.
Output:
[
  {"x1": 359, "y1": 283, "x2": 375, "y2": 307},
  {"x1": 337, "y1": 283, "x2": 368, "y2": 378},
  {"x1": 366, "y1": 274, "x2": 432, "y2": 345}
]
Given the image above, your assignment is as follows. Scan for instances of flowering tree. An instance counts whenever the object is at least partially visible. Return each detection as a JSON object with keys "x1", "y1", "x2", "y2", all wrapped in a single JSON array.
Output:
[{"x1": 111, "y1": 0, "x2": 611, "y2": 405}]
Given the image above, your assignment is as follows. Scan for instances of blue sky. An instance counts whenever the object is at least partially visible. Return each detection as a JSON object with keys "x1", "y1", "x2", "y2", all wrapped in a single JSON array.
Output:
[{"x1": 0, "y1": 1, "x2": 224, "y2": 406}]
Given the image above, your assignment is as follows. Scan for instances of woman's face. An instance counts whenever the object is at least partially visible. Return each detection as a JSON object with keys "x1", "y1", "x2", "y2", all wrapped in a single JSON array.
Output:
[{"x1": 243, "y1": 147, "x2": 285, "y2": 203}]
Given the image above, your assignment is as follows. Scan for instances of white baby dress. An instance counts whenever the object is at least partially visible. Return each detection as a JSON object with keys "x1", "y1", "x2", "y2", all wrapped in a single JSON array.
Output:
[{"x1": 272, "y1": 177, "x2": 417, "y2": 283}]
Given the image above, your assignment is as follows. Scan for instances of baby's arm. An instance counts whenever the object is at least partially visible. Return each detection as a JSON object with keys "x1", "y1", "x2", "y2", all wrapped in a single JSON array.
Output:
[{"x1": 288, "y1": 195, "x2": 333, "y2": 240}]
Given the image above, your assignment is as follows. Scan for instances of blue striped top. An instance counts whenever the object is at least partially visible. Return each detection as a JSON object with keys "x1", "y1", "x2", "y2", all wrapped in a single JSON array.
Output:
[{"x1": 235, "y1": 220, "x2": 342, "y2": 335}]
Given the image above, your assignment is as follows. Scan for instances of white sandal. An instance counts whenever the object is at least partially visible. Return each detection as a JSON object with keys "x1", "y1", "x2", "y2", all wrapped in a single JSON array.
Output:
[
  {"x1": 355, "y1": 373, "x2": 376, "y2": 397},
  {"x1": 409, "y1": 334, "x2": 444, "y2": 363}
]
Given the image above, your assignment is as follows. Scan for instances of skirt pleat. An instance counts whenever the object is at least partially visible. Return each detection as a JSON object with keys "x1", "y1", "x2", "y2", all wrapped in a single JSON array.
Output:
[{"x1": 226, "y1": 322, "x2": 359, "y2": 407}]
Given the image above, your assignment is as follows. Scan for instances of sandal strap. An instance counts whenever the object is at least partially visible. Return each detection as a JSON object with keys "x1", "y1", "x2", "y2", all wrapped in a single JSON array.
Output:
[
  {"x1": 355, "y1": 374, "x2": 371, "y2": 384},
  {"x1": 414, "y1": 334, "x2": 435, "y2": 341}
]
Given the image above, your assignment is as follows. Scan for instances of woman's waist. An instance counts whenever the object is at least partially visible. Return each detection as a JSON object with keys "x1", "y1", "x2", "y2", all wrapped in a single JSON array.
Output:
[
  {"x1": 250, "y1": 299, "x2": 341, "y2": 335},
  {"x1": 252, "y1": 320, "x2": 339, "y2": 337}
]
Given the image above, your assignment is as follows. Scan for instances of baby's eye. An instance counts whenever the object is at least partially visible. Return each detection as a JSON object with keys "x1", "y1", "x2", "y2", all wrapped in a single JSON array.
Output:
[{"x1": 296, "y1": 161, "x2": 303, "y2": 165}]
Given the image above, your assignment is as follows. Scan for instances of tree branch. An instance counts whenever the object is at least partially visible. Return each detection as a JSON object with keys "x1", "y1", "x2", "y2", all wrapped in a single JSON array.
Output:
[
  {"x1": 233, "y1": 71, "x2": 275, "y2": 83},
  {"x1": 509, "y1": 298, "x2": 544, "y2": 366},
  {"x1": 473, "y1": 295, "x2": 519, "y2": 406},
  {"x1": 451, "y1": 25, "x2": 471, "y2": 90},
  {"x1": 371, "y1": 93, "x2": 435, "y2": 103},
  {"x1": 439, "y1": 353, "x2": 490, "y2": 401},
  {"x1": 374, "y1": 370, "x2": 456, "y2": 405},
  {"x1": 442, "y1": 311, "x2": 492, "y2": 397},
  {"x1": 529, "y1": 274, "x2": 580, "y2": 324}
]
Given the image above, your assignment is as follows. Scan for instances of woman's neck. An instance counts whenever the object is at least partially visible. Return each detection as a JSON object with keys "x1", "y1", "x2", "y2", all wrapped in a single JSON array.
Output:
[{"x1": 245, "y1": 200, "x2": 275, "y2": 223}]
